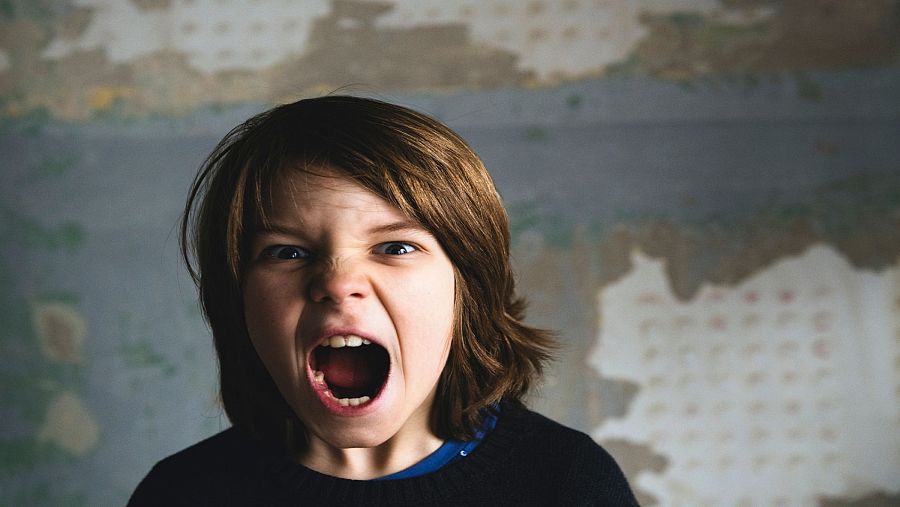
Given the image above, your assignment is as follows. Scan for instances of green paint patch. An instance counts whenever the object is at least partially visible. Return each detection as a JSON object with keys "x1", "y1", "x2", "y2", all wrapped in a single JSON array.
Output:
[
  {"x1": 90, "y1": 96, "x2": 130, "y2": 121},
  {"x1": 115, "y1": 311, "x2": 178, "y2": 377},
  {"x1": 565, "y1": 93, "x2": 583, "y2": 109},
  {"x1": 0, "y1": 373, "x2": 57, "y2": 422},
  {"x1": 33, "y1": 155, "x2": 79, "y2": 177},
  {"x1": 0, "y1": 0, "x2": 14, "y2": 19},
  {"x1": 1, "y1": 209, "x2": 86, "y2": 253},
  {"x1": 1, "y1": 471, "x2": 88, "y2": 507},
  {"x1": 0, "y1": 285, "x2": 27, "y2": 343},
  {"x1": 0, "y1": 438, "x2": 71, "y2": 474},
  {"x1": 0, "y1": 107, "x2": 52, "y2": 136},
  {"x1": 604, "y1": 54, "x2": 642, "y2": 79},
  {"x1": 1, "y1": 478, "x2": 51, "y2": 506},
  {"x1": 0, "y1": 171, "x2": 93, "y2": 504},
  {"x1": 700, "y1": 20, "x2": 769, "y2": 46},
  {"x1": 808, "y1": 174, "x2": 900, "y2": 237},
  {"x1": 205, "y1": 101, "x2": 230, "y2": 115},
  {"x1": 668, "y1": 11, "x2": 704, "y2": 30},
  {"x1": 57, "y1": 223, "x2": 85, "y2": 252},
  {"x1": 677, "y1": 79, "x2": 698, "y2": 92},
  {"x1": 508, "y1": 200, "x2": 573, "y2": 246},
  {"x1": 119, "y1": 341, "x2": 177, "y2": 376},
  {"x1": 33, "y1": 292, "x2": 79, "y2": 306},
  {"x1": 794, "y1": 72, "x2": 824, "y2": 102},
  {"x1": 523, "y1": 126, "x2": 548, "y2": 142},
  {"x1": 0, "y1": 0, "x2": 63, "y2": 21}
]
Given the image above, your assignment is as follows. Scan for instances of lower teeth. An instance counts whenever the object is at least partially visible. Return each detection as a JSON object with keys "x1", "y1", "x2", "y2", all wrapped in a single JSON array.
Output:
[
  {"x1": 337, "y1": 395, "x2": 371, "y2": 406},
  {"x1": 317, "y1": 370, "x2": 373, "y2": 406}
]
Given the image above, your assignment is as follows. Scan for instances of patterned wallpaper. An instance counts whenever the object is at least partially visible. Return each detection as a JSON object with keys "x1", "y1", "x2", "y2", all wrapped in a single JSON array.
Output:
[{"x1": 2, "y1": 1, "x2": 899, "y2": 505}]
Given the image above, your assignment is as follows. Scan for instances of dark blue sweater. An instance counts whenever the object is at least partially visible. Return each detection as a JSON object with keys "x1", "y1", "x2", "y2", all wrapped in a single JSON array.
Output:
[{"x1": 129, "y1": 404, "x2": 638, "y2": 506}]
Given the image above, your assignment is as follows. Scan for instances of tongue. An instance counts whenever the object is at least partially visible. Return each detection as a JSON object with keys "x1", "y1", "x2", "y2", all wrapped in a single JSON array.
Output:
[{"x1": 321, "y1": 348, "x2": 376, "y2": 390}]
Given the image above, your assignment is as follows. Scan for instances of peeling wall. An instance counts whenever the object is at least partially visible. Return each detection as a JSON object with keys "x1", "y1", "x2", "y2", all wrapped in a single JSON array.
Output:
[{"x1": 2, "y1": 0, "x2": 899, "y2": 505}]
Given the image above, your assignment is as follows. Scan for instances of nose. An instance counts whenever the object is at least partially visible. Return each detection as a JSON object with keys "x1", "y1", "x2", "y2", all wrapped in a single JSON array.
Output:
[{"x1": 308, "y1": 257, "x2": 371, "y2": 304}]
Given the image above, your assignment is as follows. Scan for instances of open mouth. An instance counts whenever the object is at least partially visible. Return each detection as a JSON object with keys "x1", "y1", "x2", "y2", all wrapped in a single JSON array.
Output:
[{"x1": 311, "y1": 334, "x2": 390, "y2": 407}]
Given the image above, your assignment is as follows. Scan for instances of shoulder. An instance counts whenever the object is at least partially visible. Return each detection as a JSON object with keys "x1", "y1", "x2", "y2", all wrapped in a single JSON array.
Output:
[
  {"x1": 498, "y1": 405, "x2": 640, "y2": 506},
  {"x1": 503, "y1": 406, "x2": 611, "y2": 462},
  {"x1": 146, "y1": 426, "x2": 257, "y2": 476},
  {"x1": 127, "y1": 427, "x2": 267, "y2": 506}
]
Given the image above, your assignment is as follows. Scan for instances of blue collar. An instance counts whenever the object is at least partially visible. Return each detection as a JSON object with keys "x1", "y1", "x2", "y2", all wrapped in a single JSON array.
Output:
[{"x1": 376, "y1": 410, "x2": 499, "y2": 480}]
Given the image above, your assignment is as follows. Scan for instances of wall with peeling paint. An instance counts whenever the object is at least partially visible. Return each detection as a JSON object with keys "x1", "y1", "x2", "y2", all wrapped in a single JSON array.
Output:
[{"x1": 2, "y1": 1, "x2": 899, "y2": 505}]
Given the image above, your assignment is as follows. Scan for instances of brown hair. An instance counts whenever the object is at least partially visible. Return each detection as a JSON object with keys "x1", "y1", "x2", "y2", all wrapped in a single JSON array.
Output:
[{"x1": 181, "y1": 95, "x2": 554, "y2": 448}]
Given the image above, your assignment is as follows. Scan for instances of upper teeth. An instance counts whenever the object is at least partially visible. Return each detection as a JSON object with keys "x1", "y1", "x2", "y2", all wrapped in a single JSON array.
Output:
[{"x1": 321, "y1": 334, "x2": 371, "y2": 348}]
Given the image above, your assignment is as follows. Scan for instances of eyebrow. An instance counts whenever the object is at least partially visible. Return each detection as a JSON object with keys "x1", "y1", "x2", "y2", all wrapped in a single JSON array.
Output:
[{"x1": 365, "y1": 219, "x2": 429, "y2": 236}]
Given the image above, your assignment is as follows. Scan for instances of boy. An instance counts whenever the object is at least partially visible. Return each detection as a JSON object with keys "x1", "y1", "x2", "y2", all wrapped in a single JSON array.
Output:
[{"x1": 129, "y1": 96, "x2": 637, "y2": 505}]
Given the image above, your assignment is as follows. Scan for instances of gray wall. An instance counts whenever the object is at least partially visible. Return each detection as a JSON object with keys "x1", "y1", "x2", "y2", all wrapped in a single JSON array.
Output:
[{"x1": 2, "y1": 1, "x2": 899, "y2": 505}]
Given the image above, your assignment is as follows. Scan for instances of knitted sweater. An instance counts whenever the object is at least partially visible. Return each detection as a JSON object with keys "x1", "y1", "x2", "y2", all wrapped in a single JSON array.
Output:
[{"x1": 128, "y1": 405, "x2": 638, "y2": 506}]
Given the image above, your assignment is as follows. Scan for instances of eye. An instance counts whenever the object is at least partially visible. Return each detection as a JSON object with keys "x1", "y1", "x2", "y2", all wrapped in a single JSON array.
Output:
[
  {"x1": 375, "y1": 242, "x2": 417, "y2": 255},
  {"x1": 262, "y1": 245, "x2": 311, "y2": 260}
]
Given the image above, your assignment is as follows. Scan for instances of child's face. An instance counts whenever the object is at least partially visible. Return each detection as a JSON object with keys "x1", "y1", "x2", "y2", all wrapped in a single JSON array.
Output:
[{"x1": 242, "y1": 169, "x2": 456, "y2": 451}]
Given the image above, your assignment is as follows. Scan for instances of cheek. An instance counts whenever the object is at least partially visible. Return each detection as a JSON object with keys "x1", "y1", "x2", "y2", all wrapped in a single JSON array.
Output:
[
  {"x1": 243, "y1": 276, "x2": 273, "y2": 337},
  {"x1": 393, "y1": 267, "x2": 456, "y2": 371},
  {"x1": 242, "y1": 272, "x2": 302, "y2": 363}
]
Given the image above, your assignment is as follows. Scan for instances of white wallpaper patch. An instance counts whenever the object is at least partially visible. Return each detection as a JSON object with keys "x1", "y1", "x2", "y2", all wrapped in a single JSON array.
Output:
[{"x1": 591, "y1": 245, "x2": 900, "y2": 505}]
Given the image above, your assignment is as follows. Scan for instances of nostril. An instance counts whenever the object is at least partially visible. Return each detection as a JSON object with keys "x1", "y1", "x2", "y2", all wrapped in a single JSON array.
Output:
[{"x1": 309, "y1": 287, "x2": 367, "y2": 304}]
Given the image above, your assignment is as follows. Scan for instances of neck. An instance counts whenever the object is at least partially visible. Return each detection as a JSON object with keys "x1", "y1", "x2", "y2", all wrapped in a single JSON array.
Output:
[{"x1": 299, "y1": 426, "x2": 444, "y2": 480}]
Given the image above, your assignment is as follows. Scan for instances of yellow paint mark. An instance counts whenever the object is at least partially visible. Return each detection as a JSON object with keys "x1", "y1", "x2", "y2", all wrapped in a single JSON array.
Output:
[
  {"x1": 32, "y1": 302, "x2": 86, "y2": 364},
  {"x1": 38, "y1": 392, "x2": 99, "y2": 455},
  {"x1": 87, "y1": 86, "x2": 133, "y2": 111}
]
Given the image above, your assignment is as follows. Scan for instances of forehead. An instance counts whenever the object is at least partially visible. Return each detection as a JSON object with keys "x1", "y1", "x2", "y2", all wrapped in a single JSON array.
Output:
[
  {"x1": 276, "y1": 168, "x2": 361, "y2": 199},
  {"x1": 260, "y1": 167, "x2": 415, "y2": 228}
]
